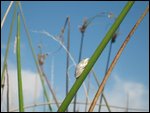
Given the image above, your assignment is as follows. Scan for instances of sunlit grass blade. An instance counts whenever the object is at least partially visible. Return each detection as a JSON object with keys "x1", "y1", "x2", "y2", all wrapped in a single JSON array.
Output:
[
  {"x1": 16, "y1": 13, "x2": 24, "y2": 112},
  {"x1": 1, "y1": 1, "x2": 14, "y2": 29},
  {"x1": 88, "y1": 4, "x2": 148, "y2": 112},
  {"x1": 58, "y1": 1, "x2": 134, "y2": 112}
]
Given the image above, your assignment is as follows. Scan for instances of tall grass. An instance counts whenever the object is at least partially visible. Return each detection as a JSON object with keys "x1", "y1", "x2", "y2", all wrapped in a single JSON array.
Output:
[
  {"x1": 6, "y1": 63, "x2": 9, "y2": 112},
  {"x1": 92, "y1": 70, "x2": 111, "y2": 112},
  {"x1": 18, "y1": 2, "x2": 53, "y2": 111},
  {"x1": 57, "y1": 1, "x2": 134, "y2": 112},
  {"x1": 88, "y1": 4, "x2": 149, "y2": 111},
  {"x1": 73, "y1": 17, "x2": 85, "y2": 113},
  {"x1": 16, "y1": 13, "x2": 24, "y2": 112},
  {"x1": 2, "y1": 1, "x2": 148, "y2": 112},
  {"x1": 98, "y1": 33, "x2": 113, "y2": 112},
  {"x1": 38, "y1": 62, "x2": 59, "y2": 108},
  {"x1": 66, "y1": 17, "x2": 70, "y2": 112},
  {"x1": 85, "y1": 73, "x2": 90, "y2": 112},
  {"x1": 1, "y1": 2, "x2": 18, "y2": 88}
]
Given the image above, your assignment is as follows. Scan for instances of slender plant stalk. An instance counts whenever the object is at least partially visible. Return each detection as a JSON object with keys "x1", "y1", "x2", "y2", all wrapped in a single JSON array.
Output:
[
  {"x1": 1, "y1": 2, "x2": 18, "y2": 88},
  {"x1": 16, "y1": 13, "x2": 24, "y2": 112},
  {"x1": 6, "y1": 63, "x2": 9, "y2": 112},
  {"x1": 58, "y1": 2, "x2": 134, "y2": 112},
  {"x1": 43, "y1": 92, "x2": 46, "y2": 112},
  {"x1": 88, "y1": 4, "x2": 148, "y2": 112},
  {"x1": 73, "y1": 22, "x2": 85, "y2": 112},
  {"x1": 85, "y1": 74, "x2": 90, "y2": 112},
  {"x1": 51, "y1": 57, "x2": 54, "y2": 91},
  {"x1": 37, "y1": 45, "x2": 59, "y2": 109},
  {"x1": 18, "y1": 2, "x2": 52, "y2": 111},
  {"x1": 92, "y1": 70, "x2": 111, "y2": 112},
  {"x1": 33, "y1": 30, "x2": 90, "y2": 108},
  {"x1": 99, "y1": 20, "x2": 120, "y2": 112},
  {"x1": 32, "y1": 74, "x2": 38, "y2": 112},
  {"x1": 99, "y1": 40, "x2": 113, "y2": 112},
  {"x1": 1, "y1": 72, "x2": 5, "y2": 104},
  {"x1": 102, "y1": 92, "x2": 111, "y2": 112},
  {"x1": 40, "y1": 65, "x2": 60, "y2": 108},
  {"x1": 125, "y1": 93, "x2": 129, "y2": 112},
  {"x1": 1, "y1": 1, "x2": 14, "y2": 29},
  {"x1": 66, "y1": 16, "x2": 70, "y2": 112}
]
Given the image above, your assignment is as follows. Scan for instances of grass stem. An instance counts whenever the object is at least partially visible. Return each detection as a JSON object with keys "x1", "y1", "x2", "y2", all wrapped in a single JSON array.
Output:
[
  {"x1": 16, "y1": 13, "x2": 24, "y2": 112},
  {"x1": 58, "y1": 2, "x2": 134, "y2": 112},
  {"x1": 88, "y1": 4, "x2": 148, "y2": 112}
]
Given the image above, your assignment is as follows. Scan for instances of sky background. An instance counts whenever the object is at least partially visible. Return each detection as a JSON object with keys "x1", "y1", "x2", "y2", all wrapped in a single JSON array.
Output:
[{"x1": 1, "y1": 1, "x2": 149, "y2": 112}]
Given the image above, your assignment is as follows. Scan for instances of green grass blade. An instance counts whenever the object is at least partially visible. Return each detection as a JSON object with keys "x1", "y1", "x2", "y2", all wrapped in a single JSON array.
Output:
[
  {"x1": 6, "y1": 63, "x2": 9, "y2": 112},
  {"x1": 1, "y1": 2, "x2": 18, "y2": 88},
  {"x1": 58, "y1": 1, "x2": 134, "y2": 112},
  {"x1": 16, "y1": 13, "x2": 24, "y2": 112},
  {"x1": 88, "y1": 4, "x2": 148, "y2": 112},
  {"x1": 18, "y1": 2, "x2": 52, "y2": 111}
]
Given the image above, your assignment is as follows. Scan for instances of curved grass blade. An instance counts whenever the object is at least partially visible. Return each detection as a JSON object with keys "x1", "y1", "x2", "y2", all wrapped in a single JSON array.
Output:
[{"x1": 1, "y1": 1, "x2": 14, "y2": 29}]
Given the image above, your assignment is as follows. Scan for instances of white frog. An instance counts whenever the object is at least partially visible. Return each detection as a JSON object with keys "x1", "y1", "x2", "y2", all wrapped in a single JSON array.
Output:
[{"x1": 75, "y1": 58, "x2": 89, "y2": 78}]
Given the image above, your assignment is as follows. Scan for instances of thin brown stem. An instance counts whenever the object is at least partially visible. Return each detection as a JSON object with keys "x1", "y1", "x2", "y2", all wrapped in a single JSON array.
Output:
[{"x1": 88, "y1": 5, "x2": 149, "y2": 112}]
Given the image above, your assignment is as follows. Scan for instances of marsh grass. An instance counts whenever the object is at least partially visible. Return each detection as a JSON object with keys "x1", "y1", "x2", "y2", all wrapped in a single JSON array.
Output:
[
  {"x1": 16, "y1": 13, "x2": 24, "y2": 112},
  {"x1": 66, "y1": 17, "x2": 70, "y2": 112},
  {"x1": 6, "y1": 63, "x2": 9, "y2": 112},
  {"x1": 92, "y1": 69, "x2": 111, "y2": 112},
  {"x1": 18, "y1": 2, "x2": 53, "y2": 111},
  {"x1": 1, "y1": 2, "x2": 18, "y2": 89},
  {"x1": 58, "y1": 2, "x2": 134, "y2": 112},
  {"x1": 88, "y1": 4, "x2": 149, "y2": 111},
  {"x1": 1, "y1": 1, "x2": 148, "y2": 112}
]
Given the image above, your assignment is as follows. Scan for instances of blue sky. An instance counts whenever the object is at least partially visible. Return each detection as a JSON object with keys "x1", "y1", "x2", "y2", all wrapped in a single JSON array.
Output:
[{"x1": 1, "y1": 1, "x2": 149, "y2": 112}]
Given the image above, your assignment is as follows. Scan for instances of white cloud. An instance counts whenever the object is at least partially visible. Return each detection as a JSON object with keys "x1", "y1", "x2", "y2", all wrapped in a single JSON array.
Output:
[
  {"x1": 1, "y1": 57, "x2": 149, "y2": 112},
  {"x1": 102, "y1": 74, "x2": 149, "y2": 112},
  {"x1": 1, "y1": 69, "x2": 43, "y2": 112}
]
